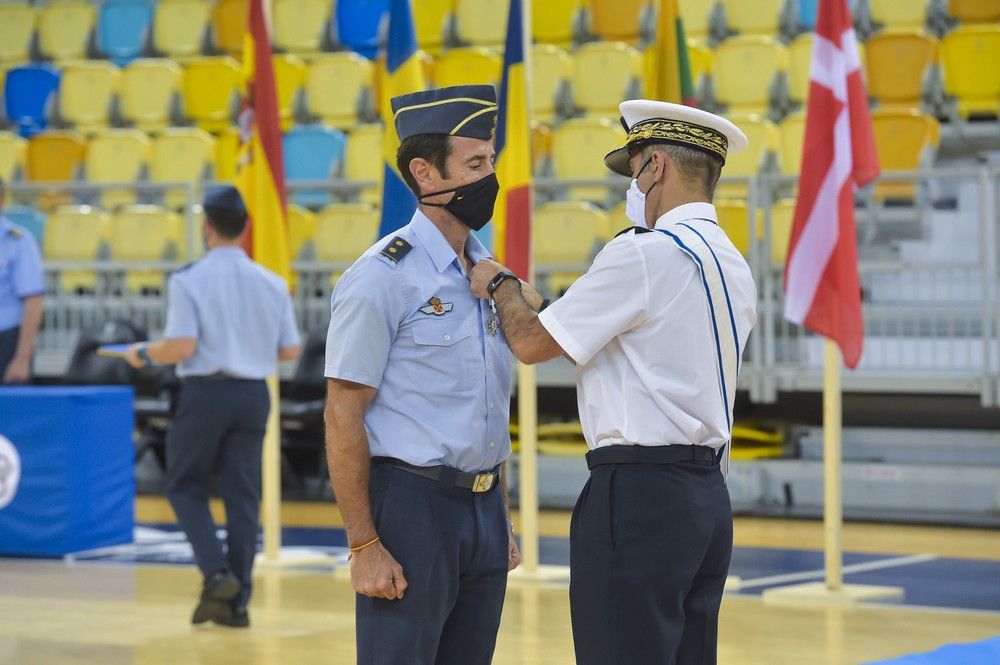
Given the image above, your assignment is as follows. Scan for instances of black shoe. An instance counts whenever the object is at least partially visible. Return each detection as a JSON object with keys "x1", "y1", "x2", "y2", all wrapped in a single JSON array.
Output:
[
  {"x1": 213, "y1": 604, "x2": 250, "y2": 628},
  {"x1": 191, "y1": 571, "x2": 241, "y2": 625}
]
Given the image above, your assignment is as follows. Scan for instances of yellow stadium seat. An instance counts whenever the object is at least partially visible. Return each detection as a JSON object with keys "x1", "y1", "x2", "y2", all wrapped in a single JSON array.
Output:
[
  {"x1": 181, "y1": 57, "x2": 241, "y2": 132},
  {"x1": 787, "y1": 32, "x2": 813, "y2": 106},
  {"x1": 777, "y1": 110, "x2": 805, "y2": 176},
  {"x1": 715, "y1": 114, "x2": 778, "y2": 199},
  {"x1": 27, "y1": 131, "x2": 86, "y2": 182},
  {"x1": 531, "y1": 44, "x2": 572, "y2": 122},
  {"x1": 865, "y1": 30, "x2": 938, "y2": 109},
  {"x1": 214, "y1": 127, "x2": 241, "y2": 182},
  {"x1": 454, "y1": 0, "x2": 508, "y2": 47},
  {"x1": 85, "y1": 129, "x2": 151, "y2": 210},
  {"x1": 315, "y1": 203, "x2": 380, "y2": 283},
  {"x1": 871, "y1": 108, "x2": 940, "y2": 202},
  {"x1": 37, "y1": 1, "x2": 96, "y2": 61},
  {"x1": 345, "y1": 124, "x2": 384, "y2": 205},
  {"x1": 712, "y1": 36, "x2": 787, "y2": 116},
  {"x1": 43, "y1": 205, "x2": 110, "y2": 293},
  {"x1": 533, "y1": 0, "x2": 581, "y2": 47},
  {"x1": 0, "y1": 131, "x2": 27, "y2": 182},
  {"x1": 110, "y1": 205, "x2": 181, "y2": 293},
  {"x1": 433, "y1": 47, "x2": 503, "y2": 88},
  {"x1": 589, "y1": 0, "x2": 652, "y2": 42},
  {"x1": 211, "y1": 0, "x2": 247, "y2": 57},
  {"x1": 413, "y1": 0, "x2": 455, "y2": 55},
  {"x1": 273, "y1": 0, "x2": 331, "y2": 54},
  {"x1": 868, "y1": 0, "x2": 928, "y2": 30},
  {"x1": 572, "y1": 41, "x2": 643, "y2": 117},
  {"x1": 120, "y1": 59, "x2": 183, "y2": 132},
  {"x1": 304, "y1": 53, "x2": 375, "y2": 129},
  {"x1": 941, "y1": 25, "x2": 1000, "y2": 119},
  {"x1": 287, "y1": 204, "x2": 317, "y2": 260},
  {"x1": 607, "y1": 200, "x2": 630, "y2": 240},
  {"x1": 679, "y1": 0, "x2": 717, "y2": 40},
  {"x1": 0, "y1": 4, "x2": 36, "y2": 63},
  {"x1": 768, "y1": 198, "x2": 795, "y2": 265},
  {"x1": 948, "y1": 0, "x2": 1000, "y2": 24},
  {"x1": 58, "y1": 61, "x2": 121, "y2": 135},
  {"x1": 718, "y1": 0, "x2": 788, "y2": 36},
  {"x1": 533, "y1": 201, "x2": 608, "y2": 295},
  {"x1": 153, "y1": 0, "x2": 211, "y2": 59},
  {"x1": 273, "y1": 53, "x2": 307, "y2": 132},
  {"x1": 552, "y1": 117, "x2": 626, "y2": 203},
  {"x1": 150, "y1": 128, "x2": 216, "y2": 208},
  {"x1": 714, "y1": 199, "x2": 759, "y2": 257},
  {"x1": 686, "y1": 39, "x2": 713, "y2": 95},
  {"x1": 531, "y1": 120, "x2": 553, "y2": 174}
]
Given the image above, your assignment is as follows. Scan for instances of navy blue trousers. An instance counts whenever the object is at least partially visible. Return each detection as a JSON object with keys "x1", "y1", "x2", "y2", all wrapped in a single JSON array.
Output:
[
  {"x1": 569, "y1": 460, "x2": 733, "y2": 665},
  {"x1": 356, "y1": 461, "x2": 509, "y2": 665},
  {"x1": 165, "y1": 378, "x2": 269, "y2": 607},
  {"x1": 0, "y1": 326, "x2": 20, "y2": 380}
]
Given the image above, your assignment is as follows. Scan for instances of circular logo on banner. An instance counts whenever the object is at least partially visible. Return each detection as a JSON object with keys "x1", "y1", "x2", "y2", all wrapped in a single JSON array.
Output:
[{"x1": 0, "y1": 435, "x2": 21, "y2": 509}]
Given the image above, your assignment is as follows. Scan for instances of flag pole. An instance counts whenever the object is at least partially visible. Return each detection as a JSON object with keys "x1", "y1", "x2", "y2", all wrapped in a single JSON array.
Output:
[{"x1": 823, "y1": 338, "x2": 843, "y2": 591}]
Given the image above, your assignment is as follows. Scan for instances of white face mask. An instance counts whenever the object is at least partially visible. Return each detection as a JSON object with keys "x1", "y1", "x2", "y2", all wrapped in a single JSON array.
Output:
[{"x1": 625, "y1": 178, "x2": 646, "y2": 227}]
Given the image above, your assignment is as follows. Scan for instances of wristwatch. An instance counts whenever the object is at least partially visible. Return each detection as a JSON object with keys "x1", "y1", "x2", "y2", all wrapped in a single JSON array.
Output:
[
  {"x1": 486, "y1": 270, "x2": 521, "y2": 298},
  {"x1": 136, "y1": 343, "x2": 152, "y2": 366}
]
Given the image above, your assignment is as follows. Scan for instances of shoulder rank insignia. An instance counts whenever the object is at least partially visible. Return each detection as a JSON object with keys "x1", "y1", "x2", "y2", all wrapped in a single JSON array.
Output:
[
  {"x1": 613, "y1": 225, "x2": 653, "y2": 239},
  {"x1": 419, "y1": 296, "x2": 454, "y2": 316},
  {"x1": 380, "y1": 236, "x2": 413, "y2": 264},
  {"x1": 7, "y1": 226, "x2": 23, "y2": 239}
]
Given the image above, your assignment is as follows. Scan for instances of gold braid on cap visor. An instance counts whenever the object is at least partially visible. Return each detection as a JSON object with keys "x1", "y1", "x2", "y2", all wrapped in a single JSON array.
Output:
[{"x1": 625, "y1": 119, "x2": 728, "y2": 162}]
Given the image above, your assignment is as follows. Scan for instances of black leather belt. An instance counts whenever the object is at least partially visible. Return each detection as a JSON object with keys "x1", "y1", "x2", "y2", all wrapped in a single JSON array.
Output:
[
  {"x1": 375, "y1": 457, "x2": 500, "y2": 493},
  {"x1": 586, "y1": 444, "x2": 718, "y2": 469}
]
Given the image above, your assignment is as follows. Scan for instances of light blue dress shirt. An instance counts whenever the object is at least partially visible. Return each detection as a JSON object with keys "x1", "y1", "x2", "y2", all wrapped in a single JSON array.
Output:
[
  {"x1": 325, "y1": 210, "x2": 514, "y2": 473},
  {"x1": 164, "y1": 246, "x2": 300, "y2": 379},
  {"x1": 0, "y1": 215, "x2": 44, "y2": 332}
]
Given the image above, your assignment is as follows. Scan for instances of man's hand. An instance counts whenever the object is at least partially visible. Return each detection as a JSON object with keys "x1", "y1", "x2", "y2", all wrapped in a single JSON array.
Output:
[
  {"x1": 508, "y1": 528, "x2": 521, "y2": 571},
  {"x1": 469, "y1": 259, "x2": 508, "y2": 300},
  {"x1": 2, "y1": 355, "x2": 30, "y2": 384},
  {"x1": 350, "y1": 541, "x2": 408, "y2": 600},
  {"x1": 124, "y1": 343, "x2": 145, "y2": 369}
]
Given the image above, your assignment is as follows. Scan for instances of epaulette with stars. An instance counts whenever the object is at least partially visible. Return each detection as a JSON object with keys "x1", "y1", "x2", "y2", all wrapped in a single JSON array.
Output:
[
  {"x1": 379, "y1": 236, "x2": 413, "y2": 265},
  {"x1": 7, "y1": 226, "x2": 23, "y2": 239}
]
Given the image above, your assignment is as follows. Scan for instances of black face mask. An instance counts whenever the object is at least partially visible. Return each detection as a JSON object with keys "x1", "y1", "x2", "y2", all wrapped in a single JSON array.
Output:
[{"x1": 419, "y1": 172, "x2": 500, "y2": 232}]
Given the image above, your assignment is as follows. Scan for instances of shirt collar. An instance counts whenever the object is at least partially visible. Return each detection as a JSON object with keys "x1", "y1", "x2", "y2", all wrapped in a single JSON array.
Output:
[
  {"x1": 653, "y1": 202, "x2": 718, "y2": 230},
  {"x1": 207, "y1": 245, "x2": 247, "y2": 258},
  {"x1": 411, "y1": 208, "x2": 491, "y2": 273}
]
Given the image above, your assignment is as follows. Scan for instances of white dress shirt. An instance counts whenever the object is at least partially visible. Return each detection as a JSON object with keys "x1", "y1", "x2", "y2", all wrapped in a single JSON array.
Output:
[{"x1": 538, "y1": 202, "x2": 757, "y2": 452}]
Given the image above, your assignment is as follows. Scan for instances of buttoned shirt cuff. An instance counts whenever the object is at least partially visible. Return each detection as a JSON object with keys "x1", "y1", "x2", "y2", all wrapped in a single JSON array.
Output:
[
  {"x1": 324, "y1": 365, "x2": 380, "y2": 390},
  {"x1": 538, "y1": 308, "x2": 589, "y2": 365}
]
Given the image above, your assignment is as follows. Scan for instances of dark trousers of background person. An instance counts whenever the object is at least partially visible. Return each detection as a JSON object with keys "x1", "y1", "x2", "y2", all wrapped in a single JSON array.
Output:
[
  {"x1": 0, "y1": 326, "x2": 20, "y2": 379},
  {"x1": 356, "y1": 460, "x2": 509, "y2": 665},
  {"x1": 165, "y1": 377, "x2": 269, "y2": 607},
  {"x1": 570, "y1": 450, "x2": 733, "y2": 665}
]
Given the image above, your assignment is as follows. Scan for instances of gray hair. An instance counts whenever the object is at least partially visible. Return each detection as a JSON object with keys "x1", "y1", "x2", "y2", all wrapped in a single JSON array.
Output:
[{"x1": 641, "y1": 143, "x2": 722, "y2": 200}]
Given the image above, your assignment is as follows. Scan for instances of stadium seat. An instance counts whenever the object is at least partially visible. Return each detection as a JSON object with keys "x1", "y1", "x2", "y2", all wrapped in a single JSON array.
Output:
[
  {"x1": 715, "y1": 114, "x2": 778, "y2": 199},
  {"x1": 4, "y1": 64, "x2": 60, "y2": 138},
  {"x1": 606, "y1": 200, "x2": 630, "y2": 239},
  {"x1": 413, "y1": 0, "x2": 455, "y2": 55},
  {"x1": 110, "y1": 205, "x2": 181, "y2": 293},
  {"x1": 870, "y1": 108, "x2": 940, "y2": 202},
  {"x1": 37, "y1": 1, "x2": 96, "y2": 61},
  {"x1": 589, "y1": 0, "x2": 653, "y2": 42},
  {"x1": 867, "y1": 0, "x2": 929, "y2": 31},
  {"x1": 531, "y1": 120, "x2": 554, "y2": 174},
  {"x1": 150, "y1": 128, "x2": 216, "y2": 208},
  {"x1": 3, "y1": 205, "x2": 45, "y2": 244},
  {"x1": 335, "y1": 0, "x2": 390, "y2": 59},
  {"x1": 455, "y1": 0, "x2": 509, "y2": 47},
  {"x1": 787, "y1": 32, "x2": 813, "y2": 106},
  {"x1": 947, "y1": 0, "x2": 1000, "y2": 24},
  {"x1": 43, "y1": 205, "x2": 110, "y2": 293},
  {"x1": 211, "y1": 0, "x2": 247, "y2": 56},
  {"x1": 344, "y1": 124, "x2": 384, "y2": 205},
  {"x1": 272, "y1": 54, "x2": 307, "y2": 132},
  {"x1": 314, "y1": 203, "x2": 380, "y2": 282},
  {"x1": 679, "y1": 0, "x2": 718, "y2": 40},
  {"x1": 798, "y1": 0, "x2": 818, "y2": 31},
  {"x1": 865, "y1": 30, "x2": 938, "y2": 109},
  {"x1": 0, "y1": 131, "x2": 27, "y2": 182},
  {"x1": 304, "y1": 53, "x2": 375, "y2": 129},
  {"x1": 58, "y1": 61, "x2": 121, "y2": 135},
  {"x1": 686, "y1": 39, "x2": 713, "y2": 99},
  {"x1": 283, "y1": 125, "x2": 348, "y2": 208},
  {"x1": 214, "y1": 127, "x2": 240, "y2": 182},
  {"x1": 287, "y1": 204, "x2": 317, "y2": 260},
  {"x1": 941, "y1": 25, "x2": 1000, "y2": 119},
  {"x1": 768, "y1": 198, "x2": 795, "y2": 265},
  {"x1": 273, "y1": 0, "x2": 332, "y2": 54},
  {"x1": 26, "y1": 131, "x2": 85, "y2": 182},
  {"x1": 433, "y1": 47, "x2": 503, "y2": 88},
  {"x1": 777, "y1": 110, "x2": 805, "y2": 176},
  {"x1": 532, "y1": 0, "x2": 581, "y2": 47},
  {"x1": 533, "y1": 201, "x2": 607, "y2": 295},
  {"x1": 572, "y1": 41, "x2": 643, "y2": 117},
  {"x1": 718, "y1": 0, "x2": 790, "y2": 37},
  {"x1": 120, "y1": 58, "x2": 183, "y2": 132},
  {"x1": 85, "y1": 129, "x2": 151, "y2": 210},
  {"x1": 712, "y1": 36, "x2": 787, "y2": 116},
  {"x1": 551, "y1": 117, "x2": 626, "y2": 203},
  {"x1": 153, "y1": 0, "x2": 211, "y2": 60},
  {"x1": 531, "y1": 44, "x2": 572, "y2": 122},
  {"x1": 181, "y1": 57, "x2": 241, "y2": 132},
  {"x1": 714, "y1": 199, "x2": 757, "y2": 257},
  {"x1": 97, "y1": 0, "x2": 155, "y2": 65},
  {"x1": 0, "y1": 3, "x2": 36, "y2": 63}
]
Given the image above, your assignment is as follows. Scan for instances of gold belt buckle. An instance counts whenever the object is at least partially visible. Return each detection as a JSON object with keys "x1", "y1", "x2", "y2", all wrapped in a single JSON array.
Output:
[{"x1": 472, "y1": 473, "x2": 494, "y2": 493}]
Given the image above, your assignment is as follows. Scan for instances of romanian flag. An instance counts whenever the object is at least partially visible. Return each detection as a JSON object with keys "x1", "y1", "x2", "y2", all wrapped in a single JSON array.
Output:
[
  {"x1": 236, "y1": 0, "x2": 290, "y2": 285},
  {"x1": 647, "y1": 0, "x2": 697, "y2": 105},
  {"x1": 494, "y1": 0, "x2": 532, "y2": 280},
  {"x1": 378, "y1": 0, "x2": 428, "y2": 237}
]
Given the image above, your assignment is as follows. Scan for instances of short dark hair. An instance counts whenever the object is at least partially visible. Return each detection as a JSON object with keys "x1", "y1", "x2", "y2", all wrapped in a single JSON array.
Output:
[
  {"x1": 204, "y1": 208, "x2": 247, "y2": 239},
  {"x1": 396, "y1": 134, "x2": 452, "y2": 196},
  {"x1": 645, "y1": 144, "x2": 723, "y2": 200}
]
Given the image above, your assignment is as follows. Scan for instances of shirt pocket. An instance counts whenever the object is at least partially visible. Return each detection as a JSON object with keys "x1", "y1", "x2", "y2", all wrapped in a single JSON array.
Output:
[{"x1": 410, "y1": 317, "x2": 478, "y2": 393}]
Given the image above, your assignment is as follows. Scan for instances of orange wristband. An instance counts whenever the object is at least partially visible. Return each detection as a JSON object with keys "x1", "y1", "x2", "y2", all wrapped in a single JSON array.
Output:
[{"x1": 347, "y1": 536, "x2": 380, "y2": 560}]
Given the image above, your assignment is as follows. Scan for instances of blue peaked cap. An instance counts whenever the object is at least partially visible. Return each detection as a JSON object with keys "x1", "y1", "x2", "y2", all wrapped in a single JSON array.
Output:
[
  {"x1": 391, "y1": 85, "x2": 498, "y2": 142},
  {"x1": 203, "y1": 185, "x2": 247, "y2": 221}
]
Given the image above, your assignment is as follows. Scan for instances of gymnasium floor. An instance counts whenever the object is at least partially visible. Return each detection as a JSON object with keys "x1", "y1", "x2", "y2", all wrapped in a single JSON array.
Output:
[{"x1": 0, "y1": 498, "x2": 997, "y2": 664}]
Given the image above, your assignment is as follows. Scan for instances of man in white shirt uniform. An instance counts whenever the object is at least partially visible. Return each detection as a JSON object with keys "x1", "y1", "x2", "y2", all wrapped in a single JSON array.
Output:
[{"x1": 469, "y1": 100, "x2": 757, "y2": 665}]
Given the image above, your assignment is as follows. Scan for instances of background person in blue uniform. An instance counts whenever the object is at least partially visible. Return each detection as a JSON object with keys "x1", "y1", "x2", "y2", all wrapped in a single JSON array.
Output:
[
  {"x1": 469, "y1": 101, "x2": 757, "y2": 665},
  {"x1": 324, "y1": 85, "x2": 546, "y2": 665},
  {"x1": 0, "y1": 179, "x2": 44, "y2": 384},
  {"x1": 124, "y1": 185, "x2": 301, "y2": 628}
]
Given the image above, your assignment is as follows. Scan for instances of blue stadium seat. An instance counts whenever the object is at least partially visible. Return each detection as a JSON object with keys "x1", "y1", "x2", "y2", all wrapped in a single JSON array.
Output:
[
  {"x1": 335, "y1": 0, "x2": 389, "y2": 59},
  {"x1": 4, "y1": 65, "x2": 60, "y2": 138},
  {"x1": 283, "y1": 125, "x2": 348, "y2": 209},
  {"x1": 798, "y1": 0, "x2": 817, "y2": 30},
  {"x1": 3, "y1": 205, "x2": 45, "y2": 245},
  {"x1": 97, "y1": 0, "x2": 155, "y2": 65}
]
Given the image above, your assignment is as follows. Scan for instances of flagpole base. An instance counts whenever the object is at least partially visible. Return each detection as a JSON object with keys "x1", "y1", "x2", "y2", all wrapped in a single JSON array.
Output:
[{"x1": 761, "y1": 582, "x2": 904, "y2": 607}]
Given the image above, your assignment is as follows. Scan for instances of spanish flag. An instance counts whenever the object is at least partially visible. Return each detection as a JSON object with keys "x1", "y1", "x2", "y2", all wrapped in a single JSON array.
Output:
[
  {"x1": 236, "y1": 0, "x2": 290, "y2": 285},
  {"x1": 647, "y1": 0, "x2": 697, "y2": 105},
  {"x1": 378, "y1": 0, "x2": 427, "y2": 238},
  {"x1": 494, "y1": 0, "x2": 532, "y2": 280}
]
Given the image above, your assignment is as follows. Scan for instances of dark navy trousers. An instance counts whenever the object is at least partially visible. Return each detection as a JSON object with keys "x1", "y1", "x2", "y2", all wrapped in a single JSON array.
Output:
[
  {"x1": 165, "y1": 378, "x2": 269, "y2": 607},
  {"x1": 0, "y1": 326, "x2": 20, "y2": 379},
  {"x1": 569, "y1": 460, "x2": 733, "y2": 665},
  {"x1": 356, "y1": 460, "x2": 509, "y2": 665}
]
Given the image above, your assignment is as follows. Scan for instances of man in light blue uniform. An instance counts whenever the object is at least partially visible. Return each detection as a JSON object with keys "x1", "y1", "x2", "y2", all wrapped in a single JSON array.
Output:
[
  {"x1": 324, "y1": 85, "x2": 544, "y2": 665},
  {"x1": 0, "y1": 179, "x2": 44, "y2": 383},
  {"x1": 125, "y1": 185, "x2": 301, "y2": 628}
]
